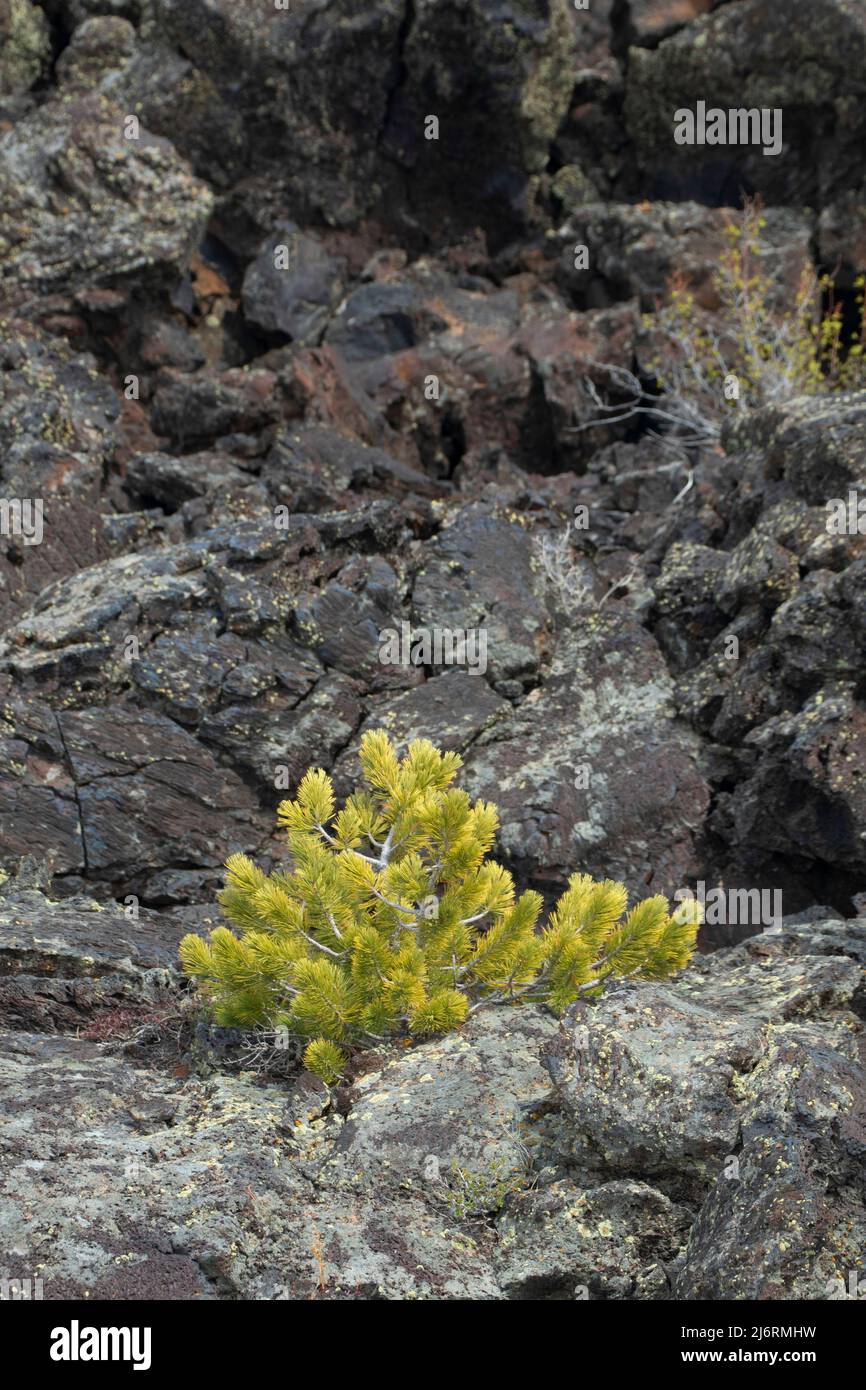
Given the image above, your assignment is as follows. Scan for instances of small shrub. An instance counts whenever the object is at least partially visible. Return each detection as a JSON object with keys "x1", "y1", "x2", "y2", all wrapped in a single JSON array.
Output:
[
  {"x1": 534, "y1": 522, "x2": 646, "y2": 616},
  {"x1": 443, "y1": 1158, "x2": 528, "y2": 1222},
  {"x1": 574, "y1": 200, "x2": 866, "y2": 451},
  {"x1": 180, "y1": 731, "x2": 701, "y2": 1082},
  {"x1": 534, "y1": 522, "x2": 595, "y2": 614}
]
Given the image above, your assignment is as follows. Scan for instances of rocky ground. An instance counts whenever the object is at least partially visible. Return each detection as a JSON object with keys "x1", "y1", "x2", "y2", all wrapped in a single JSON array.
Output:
[
  {"x1": 1, "y1": 0, "x2": 866, "y2": 1300},
  {"x1": 1, "y1": 876, "x2": 863, "y2": 1299}
]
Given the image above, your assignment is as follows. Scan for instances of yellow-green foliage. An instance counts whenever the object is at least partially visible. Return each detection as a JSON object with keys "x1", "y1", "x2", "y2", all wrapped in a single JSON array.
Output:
[
  {"x1": 644, "y1": 200, "x2": 866, "y2": 428},
  {"x1": 180, "y1": 732, "x2": 701, "y2": 1082},
  {"x1": 444, "y1": 1158, "x2": 527, "y2": 1221}
]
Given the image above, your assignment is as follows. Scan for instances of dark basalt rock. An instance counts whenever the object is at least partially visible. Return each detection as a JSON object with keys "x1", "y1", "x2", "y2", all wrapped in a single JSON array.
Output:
[
  {"x1": 1, "y1": 0, "x2": 866, "y2": 1303},
  {"x1": 0, "y1": 89, "x2": 212, "y2": 304},
  {"x1": 624, "y1": 0, "x2": 866, "y2": 207},
  {"x1": 0, "y1": 890, "x2": 861, "y2": 1299},
  {"x1": 462, "y1": 614, "x2": 710, "y2": 901},
  {"x1": 546, "y1": 918, "x2": 866, "y2": 1299},
  {"x1": 242, "y1": 226, "x2": 346, "y2": 346},
  {"x1": 649, "y1": 393, "x2": 866, "y2": 912}
]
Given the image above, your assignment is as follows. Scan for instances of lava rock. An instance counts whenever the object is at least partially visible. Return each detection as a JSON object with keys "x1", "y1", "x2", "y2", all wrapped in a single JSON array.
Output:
[
  {"x1": 624, "y1": 0, "x2": 866, "y2": 205},
  {"x1": 0, "y1": 89, "x2": 212, "y2": 301},
  {"x1": 463, "y1": 613, "x2": 709, "y2": 899},
  {"x1": 242, "y1": 226, "x2": 346, "y2": 346},
  {"x1": 0, "y1": 0, "x2": 51, "y2": 97}
]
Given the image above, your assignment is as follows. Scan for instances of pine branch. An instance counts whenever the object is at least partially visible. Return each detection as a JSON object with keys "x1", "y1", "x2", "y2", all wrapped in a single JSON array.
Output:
[{"x1": 181, "y1": 731, "x2": 702, "y2": 1082}]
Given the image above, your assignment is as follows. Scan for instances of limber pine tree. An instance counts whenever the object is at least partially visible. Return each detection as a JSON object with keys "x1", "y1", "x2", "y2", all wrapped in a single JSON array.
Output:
[{"x1": 181, "y1": 732, "x2": 702, "y2": 1082}]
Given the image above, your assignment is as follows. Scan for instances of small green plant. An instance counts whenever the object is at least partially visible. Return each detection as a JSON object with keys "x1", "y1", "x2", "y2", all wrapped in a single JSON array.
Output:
[
  {"x1": 573, "y1": 199, "x2": 866, "y2": 452},
  {"x1": 180, "y1": 731, "x2": 701, "y2": 1082},
  {"x1": 645, "y1": 204, "x2": 866, "y2": 422},
  {"x1": 443, "y1": 1158, "x2": 528, "y2": 1222}
]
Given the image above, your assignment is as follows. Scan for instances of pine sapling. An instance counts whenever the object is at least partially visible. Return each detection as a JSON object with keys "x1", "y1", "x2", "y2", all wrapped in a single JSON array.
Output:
[{"x1": 180, "y1": 731, "x2": 702, "y2": 1082}]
